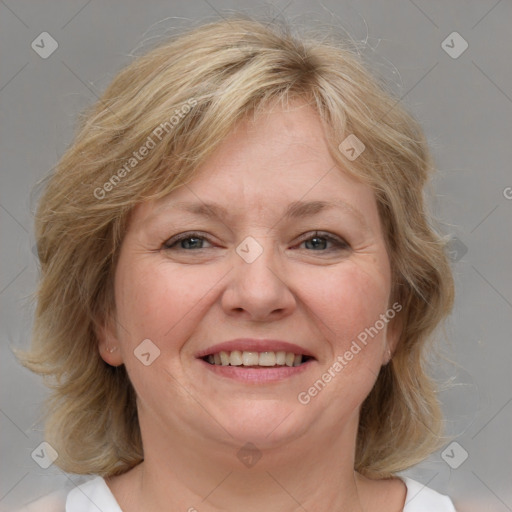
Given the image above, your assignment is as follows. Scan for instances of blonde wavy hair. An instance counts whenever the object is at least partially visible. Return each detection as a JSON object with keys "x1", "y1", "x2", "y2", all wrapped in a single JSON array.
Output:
[{"x1": 18, "y1": 15, "x2": 454, "y2": 479}]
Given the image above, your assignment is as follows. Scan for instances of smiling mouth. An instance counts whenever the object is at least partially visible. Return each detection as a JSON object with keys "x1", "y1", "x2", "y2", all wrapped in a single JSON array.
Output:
[{"x1": 201, "y1": 350, "x2": 313, "y2": 367}]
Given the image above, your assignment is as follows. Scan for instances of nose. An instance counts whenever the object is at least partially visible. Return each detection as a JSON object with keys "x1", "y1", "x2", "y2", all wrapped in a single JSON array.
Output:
[{"x1": 220, "y1": 238, "x2": 296, "y2": 322}]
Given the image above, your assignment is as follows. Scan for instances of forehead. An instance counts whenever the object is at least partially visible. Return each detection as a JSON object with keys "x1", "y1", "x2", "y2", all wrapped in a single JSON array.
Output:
[{"x1": 133, "y1": 102, "x2": 381, "y2": 232}]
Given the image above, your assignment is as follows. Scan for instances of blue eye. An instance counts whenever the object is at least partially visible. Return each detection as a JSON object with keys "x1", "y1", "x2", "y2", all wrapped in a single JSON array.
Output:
[
  {"x1": 163, "y1": 231, "x2": 350, "y2": 252},
  {"x1": 298, "y1": 232, "x2": 350, "y2": 252},
  {"x1": 164, "y1": 232, "x2": 212, "y2": 250}
]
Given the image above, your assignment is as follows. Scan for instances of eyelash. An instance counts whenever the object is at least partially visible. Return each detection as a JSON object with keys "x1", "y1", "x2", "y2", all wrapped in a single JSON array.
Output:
[{"x1": 163, "y1": 231, "x2": 350, "y2": 252}]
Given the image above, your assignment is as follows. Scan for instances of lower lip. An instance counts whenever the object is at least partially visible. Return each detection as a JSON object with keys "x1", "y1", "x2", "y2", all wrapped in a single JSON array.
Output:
[{"x1": 198, "y1": 359, "x2": 314, "y2": 383}]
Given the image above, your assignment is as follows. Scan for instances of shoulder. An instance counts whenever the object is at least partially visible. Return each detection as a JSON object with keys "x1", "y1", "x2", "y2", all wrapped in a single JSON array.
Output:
[
  {"x1": 10, "y1": 489, "x2": 67, "y2": 512},
  {"x1": 11, "y1": 476, "x2": 122, "y2": 512},
  {"x1": 402, "y1": 477, "x2": 456, "y2": 512},
  {"x1": 65, "y1": 476, "x2": 123, "y2": 511}
]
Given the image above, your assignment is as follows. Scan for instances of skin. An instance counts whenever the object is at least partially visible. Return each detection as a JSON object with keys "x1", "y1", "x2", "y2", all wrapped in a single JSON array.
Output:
[{"x1": 99, "y1": 100, "x2": 407, "y2": 511}]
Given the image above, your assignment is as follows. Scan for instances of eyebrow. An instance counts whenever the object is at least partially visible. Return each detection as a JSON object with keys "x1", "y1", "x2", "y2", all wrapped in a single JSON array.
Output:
[{"x1": 154, "y1": 199, "x2": 367, "y2": 229}]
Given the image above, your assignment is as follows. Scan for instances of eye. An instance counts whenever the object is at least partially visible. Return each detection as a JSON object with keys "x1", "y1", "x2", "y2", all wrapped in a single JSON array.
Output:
[
  {"x1": 162, "y1": 231, "x2": 350, "y2": 253},
  {"x1": 163, "y1": 232, "x2": 213, "y2": 250},
  {"x1": 296, "y1": 231, "x2": 350, "y2": 252}
]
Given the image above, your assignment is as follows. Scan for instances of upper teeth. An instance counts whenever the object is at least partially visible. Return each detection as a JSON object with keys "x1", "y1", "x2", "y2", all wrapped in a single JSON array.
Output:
[{"x1": 207, "y1": 351, "x2": 304, "y2": 367}]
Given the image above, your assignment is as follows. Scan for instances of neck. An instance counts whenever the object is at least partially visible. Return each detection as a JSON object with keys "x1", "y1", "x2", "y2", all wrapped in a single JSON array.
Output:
[{"x1": 122, "y1": 410, "x2": 367, "y2": 512}]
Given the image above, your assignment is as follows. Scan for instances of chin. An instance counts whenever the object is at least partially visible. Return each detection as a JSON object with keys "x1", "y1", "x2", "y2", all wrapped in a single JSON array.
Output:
[{"x1": 216, "y1": 399, "x2": 309, "y2": 447}]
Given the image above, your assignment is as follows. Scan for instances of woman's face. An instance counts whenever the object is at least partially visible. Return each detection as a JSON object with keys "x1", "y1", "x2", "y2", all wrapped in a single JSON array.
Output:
[{"x1": 101, "y1": 102, "x2": 398, "y2": 452}]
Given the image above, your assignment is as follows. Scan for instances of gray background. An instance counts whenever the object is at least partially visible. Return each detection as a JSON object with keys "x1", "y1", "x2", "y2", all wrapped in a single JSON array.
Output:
[{"x1": 1, "y1": 1, "x2": 511, "y2": 510}]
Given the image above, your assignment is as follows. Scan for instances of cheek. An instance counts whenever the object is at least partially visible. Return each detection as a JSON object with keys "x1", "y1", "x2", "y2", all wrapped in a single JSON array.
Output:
[
  {"x1": 304, "y1": 261, "x2": 391, "y2": 353},
  {"x1": 297, "y1": 264, "x2": 391, "y2": 414},
  {"x1": 114, "y1": 258, "x2": 220, "y2": 346}
]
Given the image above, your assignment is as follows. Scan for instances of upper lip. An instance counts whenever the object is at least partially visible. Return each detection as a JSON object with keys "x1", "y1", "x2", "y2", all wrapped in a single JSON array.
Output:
[{"x1": 195, "y1": 339, "x2": 316, "y2": 359}]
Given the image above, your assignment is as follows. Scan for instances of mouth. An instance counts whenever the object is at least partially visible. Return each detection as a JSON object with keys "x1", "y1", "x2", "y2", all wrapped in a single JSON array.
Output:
[
  {"x1": 195, "y1": 339, "x2": 317, "y2": 382},
  {"x1": 201, "y1": 350, "x2": 314, "y2": 368}
]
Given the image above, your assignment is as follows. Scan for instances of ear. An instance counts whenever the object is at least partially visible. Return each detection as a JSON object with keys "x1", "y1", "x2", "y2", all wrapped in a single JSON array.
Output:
[
  {"x1": 96, "y1": 316, "x2": 124, "y2": 367},
  {"x1": 383, "y1": 307, "x2": 403, "y2": 365}
]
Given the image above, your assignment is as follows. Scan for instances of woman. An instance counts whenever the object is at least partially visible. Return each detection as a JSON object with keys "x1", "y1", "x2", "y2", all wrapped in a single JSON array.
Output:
[{"x1": 18, "y1": 15, "x2": 457, "y2": 511}]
